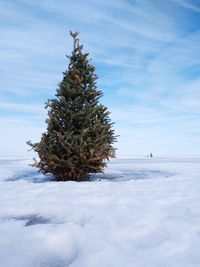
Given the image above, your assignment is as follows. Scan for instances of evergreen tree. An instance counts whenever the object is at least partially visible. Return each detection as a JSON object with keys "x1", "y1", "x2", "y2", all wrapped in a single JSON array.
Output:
[{"x1": 27, "y1": 31, "x2": 117, "y2": 181}]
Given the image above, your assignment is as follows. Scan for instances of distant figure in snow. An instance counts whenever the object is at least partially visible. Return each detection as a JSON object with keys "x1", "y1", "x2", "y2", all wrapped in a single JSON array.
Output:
[{"x1": 150, "y1": 153, "x2": 153, "y2": 158}]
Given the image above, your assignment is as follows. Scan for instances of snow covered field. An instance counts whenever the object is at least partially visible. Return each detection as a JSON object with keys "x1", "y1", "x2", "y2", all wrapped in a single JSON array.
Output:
[{"x1": 0, "y1": 157, "x2": 200, "y2": 267}]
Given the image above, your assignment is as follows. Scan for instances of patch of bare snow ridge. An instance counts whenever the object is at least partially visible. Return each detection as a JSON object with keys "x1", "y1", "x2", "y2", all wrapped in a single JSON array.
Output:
[{"x1": 0, "y1": 156, "x2": 200, "y2": 267}]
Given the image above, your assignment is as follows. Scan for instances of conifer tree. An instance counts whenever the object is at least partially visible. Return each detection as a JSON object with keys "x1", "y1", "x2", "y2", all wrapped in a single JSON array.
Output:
[{"x1": 27, "y1": 31, "x2": 117, "y2": 181}]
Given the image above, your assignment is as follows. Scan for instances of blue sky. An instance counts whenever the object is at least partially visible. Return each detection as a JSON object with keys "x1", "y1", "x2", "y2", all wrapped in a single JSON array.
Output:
[{"x1": 0, "y1": 0, "x2": 200, "y2": 156}]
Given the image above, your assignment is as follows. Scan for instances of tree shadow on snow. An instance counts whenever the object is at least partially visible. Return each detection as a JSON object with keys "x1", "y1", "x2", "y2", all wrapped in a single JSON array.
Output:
[
  {"x1": 6, "y1": 168, "x2": 174, "y2": 183},
  {"x1": 90, "y1": 169, "x2": 174, "y2": 182},
  {"x1": 6, "y1": 170, "x2": 54, "y2": 183}
]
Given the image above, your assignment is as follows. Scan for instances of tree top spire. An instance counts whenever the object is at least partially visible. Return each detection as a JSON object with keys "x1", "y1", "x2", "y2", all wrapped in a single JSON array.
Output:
[
  {"x1": 70, "y1": 31, "x2": 80, "y2": 50},
  {"x1": 70, "y1": 31, "x2": 79, "y2": 38}
]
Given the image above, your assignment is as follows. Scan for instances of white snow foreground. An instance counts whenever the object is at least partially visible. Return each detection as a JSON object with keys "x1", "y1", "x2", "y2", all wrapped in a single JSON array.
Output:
[{"x1": 0, "y1": 157, "x2": 200, "y2": 267}]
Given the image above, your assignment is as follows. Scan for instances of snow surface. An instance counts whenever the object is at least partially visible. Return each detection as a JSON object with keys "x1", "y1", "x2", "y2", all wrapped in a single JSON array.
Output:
[{"x1": 0, "y1": 157, "x2": 200, "y2": 267}]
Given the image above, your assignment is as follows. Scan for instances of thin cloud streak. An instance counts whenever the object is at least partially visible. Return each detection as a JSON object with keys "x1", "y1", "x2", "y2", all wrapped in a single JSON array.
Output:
[
  {"x1": 172, "y1": 0, "x2": 200, "y2": 12},
  {"x1": 0, "y1": 102, "x2": 44, "y2": 114}
]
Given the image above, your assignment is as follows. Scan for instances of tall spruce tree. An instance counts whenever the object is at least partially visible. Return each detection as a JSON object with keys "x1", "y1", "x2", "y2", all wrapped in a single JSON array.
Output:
[{"x1": 27, "y1": 31, "x2": 117, "y2": 181}]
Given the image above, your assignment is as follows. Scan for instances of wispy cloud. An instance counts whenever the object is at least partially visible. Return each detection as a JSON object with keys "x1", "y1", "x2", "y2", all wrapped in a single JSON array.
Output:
[
  {"x1": 0, "y1": 102, "x2": 44, "y2": 114},
  {"x1": 172, "y1": 0, "x2": 200, "y2": 12}
]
